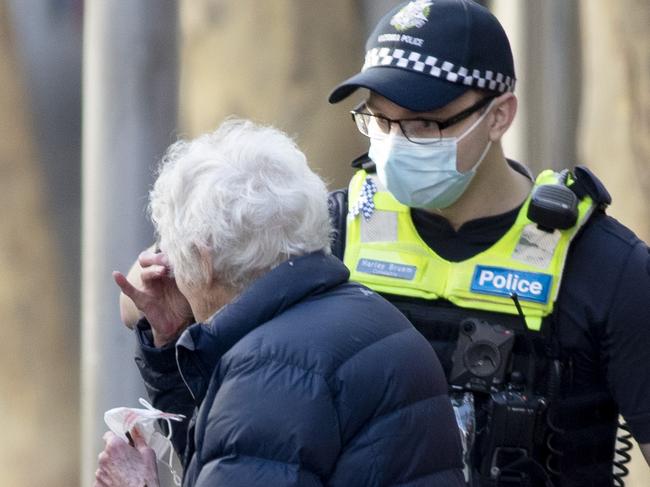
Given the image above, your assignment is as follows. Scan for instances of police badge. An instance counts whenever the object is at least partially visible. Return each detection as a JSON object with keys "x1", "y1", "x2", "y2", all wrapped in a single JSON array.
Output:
[{"x1": 390, "y1": 0, "x2": 434, "y2": 32}]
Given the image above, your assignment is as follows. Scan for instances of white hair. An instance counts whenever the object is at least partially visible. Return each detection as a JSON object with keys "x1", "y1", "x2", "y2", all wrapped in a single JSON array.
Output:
[{"x1": 150, "y1": 119, "x2": 332, "y2": 292}]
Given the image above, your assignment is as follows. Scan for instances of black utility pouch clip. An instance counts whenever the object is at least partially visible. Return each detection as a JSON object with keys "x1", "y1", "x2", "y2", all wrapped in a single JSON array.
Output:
[
  {"x1": 489, "y1": 452, "x2": 533, "y2": 486},
  {"x1": 569, "y1": 165, "x2": 611, "y2": 210}
]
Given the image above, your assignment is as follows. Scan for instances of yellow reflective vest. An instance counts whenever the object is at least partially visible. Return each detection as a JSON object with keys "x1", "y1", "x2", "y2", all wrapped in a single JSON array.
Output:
[{"x1": 344, "y1": 169, "x2": 596, "y2": 331}]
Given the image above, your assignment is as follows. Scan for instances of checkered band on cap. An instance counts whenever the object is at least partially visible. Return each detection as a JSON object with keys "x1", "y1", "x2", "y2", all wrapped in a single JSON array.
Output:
[{"x1": 362, "y1": 47, "x2": 516, "y2": 93}]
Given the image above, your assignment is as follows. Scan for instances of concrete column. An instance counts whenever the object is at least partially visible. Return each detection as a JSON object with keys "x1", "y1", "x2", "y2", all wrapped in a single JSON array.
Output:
[
  {"x1": 492, "y1": 0, "x2": 581, "y2": 175},
  {"x1": 490, "y1": 0, "x2": 525, "y2": 163},
  {"x1": 81, "y1": 1, "x2": 178, "y2": 485},
  {"x1": 523, "y1": 0, "x2": 581, "y2": 174}
]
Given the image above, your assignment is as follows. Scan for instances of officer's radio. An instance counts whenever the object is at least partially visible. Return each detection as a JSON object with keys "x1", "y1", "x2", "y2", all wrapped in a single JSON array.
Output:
[{"x1": 527, "y1": 169, "x2": 579, "y2": 231}]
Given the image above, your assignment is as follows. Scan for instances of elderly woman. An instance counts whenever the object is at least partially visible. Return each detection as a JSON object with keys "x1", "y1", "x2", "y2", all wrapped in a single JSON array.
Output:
[{"x1": 97, "y1": 119, "x2": 464, "y2": 487}]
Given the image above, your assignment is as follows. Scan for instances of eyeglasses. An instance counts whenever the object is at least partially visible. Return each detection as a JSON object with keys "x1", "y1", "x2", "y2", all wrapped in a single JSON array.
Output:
[{"x1": 350, "y1": 95, "x2": 497, "y2": 145}]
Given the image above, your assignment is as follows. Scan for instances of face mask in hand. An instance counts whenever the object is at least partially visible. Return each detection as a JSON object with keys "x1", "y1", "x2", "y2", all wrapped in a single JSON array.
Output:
[
  {"x1": 369, "y1": 101, "x2": 494, "y2": 209},
  {"x1": 104, "y1": 397, "x2": 186, "y2": 486}
]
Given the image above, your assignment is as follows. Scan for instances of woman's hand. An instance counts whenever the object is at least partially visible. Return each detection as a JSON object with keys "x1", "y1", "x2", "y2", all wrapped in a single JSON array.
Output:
[
  {"x1": 114, "y1": 248, "x2": 194, "y2": 347},
  {"x1": 94, "y1": 428, "x2": 160, "y2": 487}
]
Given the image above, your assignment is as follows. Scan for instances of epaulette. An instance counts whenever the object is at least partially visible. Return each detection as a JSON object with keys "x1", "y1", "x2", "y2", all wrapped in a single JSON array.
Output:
[
  {"x1": 570, "y1": 165, "x2": 612, "y2": 209},
  {"x1": 350, "y1": 153, "x2": 376, "y2": 172}
]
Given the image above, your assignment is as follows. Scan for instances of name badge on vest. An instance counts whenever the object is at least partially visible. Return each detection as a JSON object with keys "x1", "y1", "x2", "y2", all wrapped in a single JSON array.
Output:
[
  {"x1": 471, "y1": 266, "x2": 552, "y2": 303},
  {"x1": 357, "y1": 258, "x2": 417, "y2": 280}
]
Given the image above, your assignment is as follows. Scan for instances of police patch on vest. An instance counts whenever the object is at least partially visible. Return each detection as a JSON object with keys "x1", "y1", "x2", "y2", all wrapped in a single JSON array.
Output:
[
  {"x1": 357, "y1": 258, "x2": 417, "y2": 280},
  {"x1": 471, "y1": 266, "x2": 552, "y2": 303}
]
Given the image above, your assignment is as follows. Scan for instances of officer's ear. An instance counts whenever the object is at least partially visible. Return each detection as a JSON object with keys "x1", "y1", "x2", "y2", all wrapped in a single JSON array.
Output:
[{"x1": 487, "y1": 92, "x2": 517, "y2": 142}]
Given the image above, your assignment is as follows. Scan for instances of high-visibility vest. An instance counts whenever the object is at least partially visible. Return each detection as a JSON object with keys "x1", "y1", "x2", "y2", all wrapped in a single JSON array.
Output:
[{"x1": 344, "y1": 169, "x2": 596, "y2": 331}]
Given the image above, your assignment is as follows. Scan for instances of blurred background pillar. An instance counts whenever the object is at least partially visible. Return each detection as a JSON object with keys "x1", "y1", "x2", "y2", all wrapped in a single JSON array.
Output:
[
  {"x1": 493, "y1": 0, "x2": 581, "y2": 175},
  {"x1": 578, "y1": 0, "x2": 650, "y2": 242},
  {"x1": 6, "y1": 0, "x2": 83, "y2": 320},
  {"x1": 81, "y1": 1, "x2": 178, "y2": 485},
  {"x1": 0, "y1": 3, "x2": 77, "y2": 485}
]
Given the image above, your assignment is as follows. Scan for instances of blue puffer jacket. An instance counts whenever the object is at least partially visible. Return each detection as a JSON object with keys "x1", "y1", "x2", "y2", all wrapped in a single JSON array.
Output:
[{"x1": 135, "y1": 252, "x2": 464, "y2": 486}]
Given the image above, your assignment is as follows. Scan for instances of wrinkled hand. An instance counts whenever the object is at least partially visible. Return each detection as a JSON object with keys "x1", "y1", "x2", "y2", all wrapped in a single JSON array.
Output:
[
  {"x1": 94, "y1": 428, "x2": 160, "y2": 487},
  {"x1": 114, "y1": 249, "x2": 193, "y2": 347}
]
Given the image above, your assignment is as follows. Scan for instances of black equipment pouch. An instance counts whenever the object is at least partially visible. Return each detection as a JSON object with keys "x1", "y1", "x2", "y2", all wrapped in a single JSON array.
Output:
[{"x1": 479, "y1": 390, "x2": 550, "y2": 486}]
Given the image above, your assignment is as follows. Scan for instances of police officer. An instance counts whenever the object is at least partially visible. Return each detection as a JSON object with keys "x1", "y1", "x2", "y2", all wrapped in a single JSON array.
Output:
[{"x1": 326, "y1": 1, "x2": 650, "y2": 486}]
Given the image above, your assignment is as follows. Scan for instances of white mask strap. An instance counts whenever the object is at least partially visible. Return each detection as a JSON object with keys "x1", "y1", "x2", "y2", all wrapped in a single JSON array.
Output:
[
  {"x1": 139, "y1": 398, "x2": 183, "y2": 486},
  {"x1": 457, "y1": 98, "x2": 495, "y2": 174},
  {"x1": 457, "y1": 98, "x2": 496, "y2": 143},
  {"x1": 470, "y1": 140, "x2": 492, "y2": 173}
]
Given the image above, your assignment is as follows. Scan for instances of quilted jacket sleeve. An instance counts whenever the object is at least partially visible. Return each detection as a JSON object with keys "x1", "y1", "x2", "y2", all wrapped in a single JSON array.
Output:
[{"x1": 133, "y1": 319, "x2": 195, "y2": 458}]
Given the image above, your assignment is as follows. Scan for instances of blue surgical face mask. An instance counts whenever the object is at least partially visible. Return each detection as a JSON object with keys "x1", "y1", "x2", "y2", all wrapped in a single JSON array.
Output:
[{"x1": 368, "y1": 102, "x2": 494, "y2": 209}]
